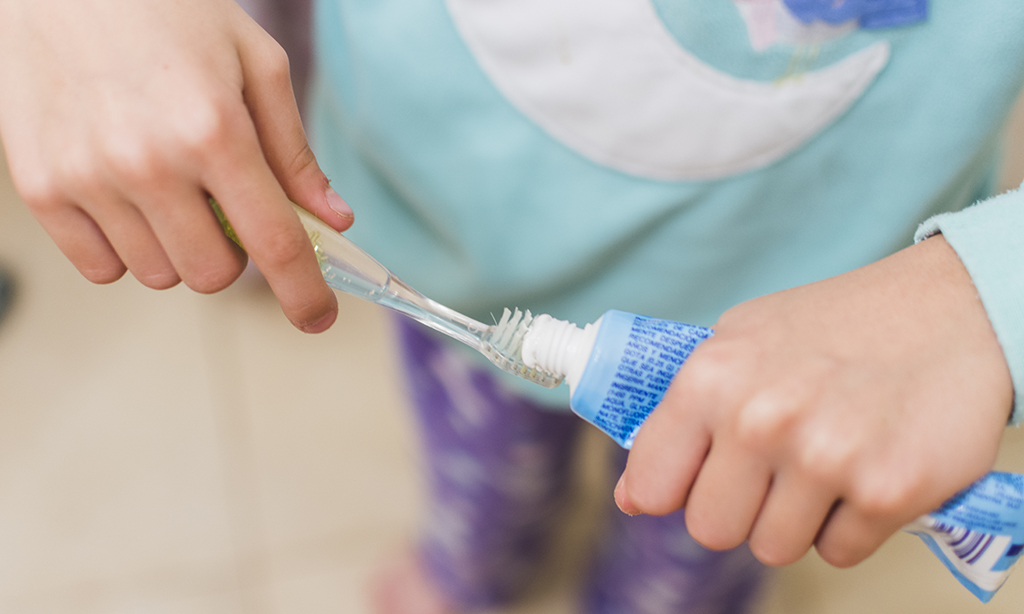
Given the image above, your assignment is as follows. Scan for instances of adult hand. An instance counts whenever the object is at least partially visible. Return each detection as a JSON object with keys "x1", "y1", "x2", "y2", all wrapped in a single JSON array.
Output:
[
  {"x1": 615, "y1": 236, "x2": 1012, "y2": 568},
  {"x1": 0, "y1": 0, "x2": 353, "y2": 332}
]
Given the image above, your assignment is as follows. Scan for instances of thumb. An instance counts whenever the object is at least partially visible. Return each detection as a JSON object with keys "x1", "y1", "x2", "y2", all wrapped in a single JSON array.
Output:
[{"x1": 236, "y1": 23, "x2": 354, "y2": 232}]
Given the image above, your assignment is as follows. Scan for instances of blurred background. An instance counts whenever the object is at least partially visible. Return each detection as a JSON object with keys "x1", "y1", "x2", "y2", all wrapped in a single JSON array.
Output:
[{"x1": 1, "y1": 2, "x2": 1024, "y2": 612}]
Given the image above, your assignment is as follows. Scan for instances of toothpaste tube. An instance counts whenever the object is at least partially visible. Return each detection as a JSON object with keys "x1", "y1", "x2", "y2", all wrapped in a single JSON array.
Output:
[
  {"x1": 522, "y1": 309, "x2": 713, "y2": 448},
  {"x1": 905, "y1": 472, "x2": 1024, "y2": 602},
  {"x1": 521, "y1": 309, "x2": 1024, "y2": 600}
]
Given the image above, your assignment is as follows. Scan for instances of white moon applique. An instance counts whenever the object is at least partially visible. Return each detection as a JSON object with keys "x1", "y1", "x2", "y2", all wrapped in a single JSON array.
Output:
[{"x1": 445, "y1": 0, "x2": 890, "y2": 181}]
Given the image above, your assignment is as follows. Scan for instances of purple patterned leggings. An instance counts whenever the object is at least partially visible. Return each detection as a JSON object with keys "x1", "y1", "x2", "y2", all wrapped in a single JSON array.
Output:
[{"x1": 396, "y1": 317, "x2": 764, "y2": 613}]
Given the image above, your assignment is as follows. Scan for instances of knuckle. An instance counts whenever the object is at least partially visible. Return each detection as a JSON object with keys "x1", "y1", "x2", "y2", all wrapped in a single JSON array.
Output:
[
  {"x1": 286, "y1": 142, "x2": 320, "y2": 180},
  {"x1": 254, "y1": 38, "x2": 292, "y2": 85},
  {"x1": 170, "y1": 96, "x2": 238, "y2": 157},
  {"x1": 186, "y1": 109, "x2": 231, "y2": 155},
  {"x1": 247, "y1": 32, "x2": 292, "y2": 85},
  {"x1": 680, "y1": 344, "x2": 740, "y2": 401},
  {"x1": 850, "y1": 474, "x2": 916, "y2": 517},
  {"x1": 733, "y1": 391, "x2": 794, "y2": 452},
  {"x1": 795, "y1": 435, "x2": 854, "y2": 488},
  {"x1": 99, "y1": 134, "x2": 168, "y2": 190},
  {"x1": 254, "y1": 226, "x2": 311, "y2": 271},
  {"x1": 9, "y1": 166, "x2": 62, "y2": 211}
]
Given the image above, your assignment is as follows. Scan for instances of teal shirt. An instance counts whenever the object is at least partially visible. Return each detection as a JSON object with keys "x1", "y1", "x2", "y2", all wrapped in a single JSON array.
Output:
[{"x1": 309, "y1": 0, "x2": 1024, "y2": 408}]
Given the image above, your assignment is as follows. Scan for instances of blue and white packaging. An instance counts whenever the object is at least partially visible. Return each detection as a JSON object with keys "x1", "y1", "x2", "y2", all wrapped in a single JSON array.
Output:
[
  {"x1": 522, "y1": 309, "x2": 713, "y2": 448},
  {"x1": 567, "y1": 310, "x2": 713, "y2": 448},
  {"x1": 905, "y1": 472, "x2": 1024, "y2": 602}
]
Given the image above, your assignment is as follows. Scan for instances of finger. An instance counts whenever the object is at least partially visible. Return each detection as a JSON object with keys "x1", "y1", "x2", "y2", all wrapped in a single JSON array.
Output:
[
  {"x1": 32, "y1": 201, "x2": 127, "y2": 284},
  {"x1": 619, "y1": 343, "x2": 754, "y2": 517},
  {"x1": 202, "y1": 114, "x2": 337, "y2": 333},
  {"x1": 684, "y1": 442, "x2": 772, "y2": 551},
  {"x1": 236, "y1": 24, "x2": 354, "y2": 232},
  {"x1": 814, "y1": 503, "x2": 902, "y2": 568},
  {"x1": 620, "y1": 393, "x2": 711, "y2": 516},
  {"x1": 133, "y1": 186, "x2": 247, "y2": 294},
  {"x1": 77, "y1": 196, "x2": 180, "y2": 290},
  {"x1": 748, "y1": 473, "x2": 837, "y2": 566}
]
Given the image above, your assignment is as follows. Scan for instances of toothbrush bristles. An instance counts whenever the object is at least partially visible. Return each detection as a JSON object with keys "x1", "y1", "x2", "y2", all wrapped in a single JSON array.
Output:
[
  {"x1": 484, "y1": 307, "x2": 562, "y2": 388},
  {"x1": 491, "y1": 307, "x2": 528, "y2": 353},
  {"x1": 495, "y1": 308, "x2": 511, "y2": 334},
  {"x1": 501, "y1": 309, "x2": 524, "y2": 348}
]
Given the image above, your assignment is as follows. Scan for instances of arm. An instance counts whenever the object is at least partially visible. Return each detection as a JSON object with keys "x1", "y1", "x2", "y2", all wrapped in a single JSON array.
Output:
[
  {"x1": 616, "y1": 227, "x2": 1014, "y2": 568},
  {"x1": 0, "y1": 0, "x2": 352, "y2": 332}
]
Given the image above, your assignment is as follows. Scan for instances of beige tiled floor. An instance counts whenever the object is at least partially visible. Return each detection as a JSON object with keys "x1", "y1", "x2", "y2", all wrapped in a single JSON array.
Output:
[{"x1": 2, "y1": 118, "x2": 1024, "y2": 614}]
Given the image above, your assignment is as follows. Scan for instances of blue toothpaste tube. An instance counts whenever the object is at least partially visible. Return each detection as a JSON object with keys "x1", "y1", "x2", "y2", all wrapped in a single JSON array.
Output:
[
  {"x1": 521, "y1": 309, "x2": 1024, "y2": 601},
  {"x1": 906, "y1": 472, "x2": 1024, "y2": 602},
  {"x1": 522, "y1": 309, "x2": 713, "y2": 448}
]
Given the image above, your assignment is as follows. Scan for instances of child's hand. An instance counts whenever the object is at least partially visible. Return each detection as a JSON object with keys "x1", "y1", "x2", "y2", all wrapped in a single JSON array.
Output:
[
  {"x1": 0, "y1": 0, "x2": 352, "y2": 332},
  {"x1": 615, "y1": 236, "x2": 1012, "y2": 568}
]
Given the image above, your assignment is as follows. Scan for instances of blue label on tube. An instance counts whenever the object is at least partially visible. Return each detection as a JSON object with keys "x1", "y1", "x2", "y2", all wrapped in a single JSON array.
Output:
[
  {"x1": 570, "y1": 310, "x2": 713, "y2": 448},
  {"x1": 907, "y1": 472, "x2": 1024, "y2": 602}
]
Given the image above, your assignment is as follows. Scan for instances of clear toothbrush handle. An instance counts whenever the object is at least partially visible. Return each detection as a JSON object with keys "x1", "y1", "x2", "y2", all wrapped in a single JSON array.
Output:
[
  {"x1": 290, "y1": 204, "x2": 391, "y2": 299},
  {"x1": 289, "y1": 205, "x2": 491, "y2": 350}
]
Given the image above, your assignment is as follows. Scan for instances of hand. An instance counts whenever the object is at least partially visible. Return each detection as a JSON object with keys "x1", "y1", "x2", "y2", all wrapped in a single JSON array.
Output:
[
  {"x1": 615, "y1": 236, "x2": 1013, "y2": 568},
  {"x1": 0, "y1": 0, "x2": 353, "y2": 332}
]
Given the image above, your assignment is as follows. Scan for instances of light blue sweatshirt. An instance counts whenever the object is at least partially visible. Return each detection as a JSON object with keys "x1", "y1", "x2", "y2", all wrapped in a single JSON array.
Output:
[
  {"x1": 309, "y1": 0, "x2": 1024, "y2": 413},
  {"x1": 918, "y1": 190, "x2": 1024, "y2": 424}
]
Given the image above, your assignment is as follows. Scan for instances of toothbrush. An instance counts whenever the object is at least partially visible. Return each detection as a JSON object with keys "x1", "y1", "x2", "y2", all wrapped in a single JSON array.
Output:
[{"x1": 210, "y1": 199, "x2": 563, "y2": 389}]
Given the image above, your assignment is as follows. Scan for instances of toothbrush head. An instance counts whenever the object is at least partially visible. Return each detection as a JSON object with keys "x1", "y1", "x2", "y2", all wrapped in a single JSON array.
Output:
[{"x1": 483, "y1": 308, "x2": 564, "y2": 388}]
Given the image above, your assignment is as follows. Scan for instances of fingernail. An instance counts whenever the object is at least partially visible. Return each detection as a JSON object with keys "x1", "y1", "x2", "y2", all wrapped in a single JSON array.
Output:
[
  {"x1": 300, "y1": 309, "x2": 337, "y2": 334},
  {"x1": 325, "y1": 187, "x2": 353, "y2": 221},
  {"x1": 614, "y1": 474, "x2": 642, "y2": 517}
]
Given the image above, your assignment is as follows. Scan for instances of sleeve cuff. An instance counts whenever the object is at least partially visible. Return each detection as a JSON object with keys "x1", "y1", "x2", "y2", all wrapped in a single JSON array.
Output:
[{"x1": 916, "y1": 187, "x2": 1024, "y2": 425}]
